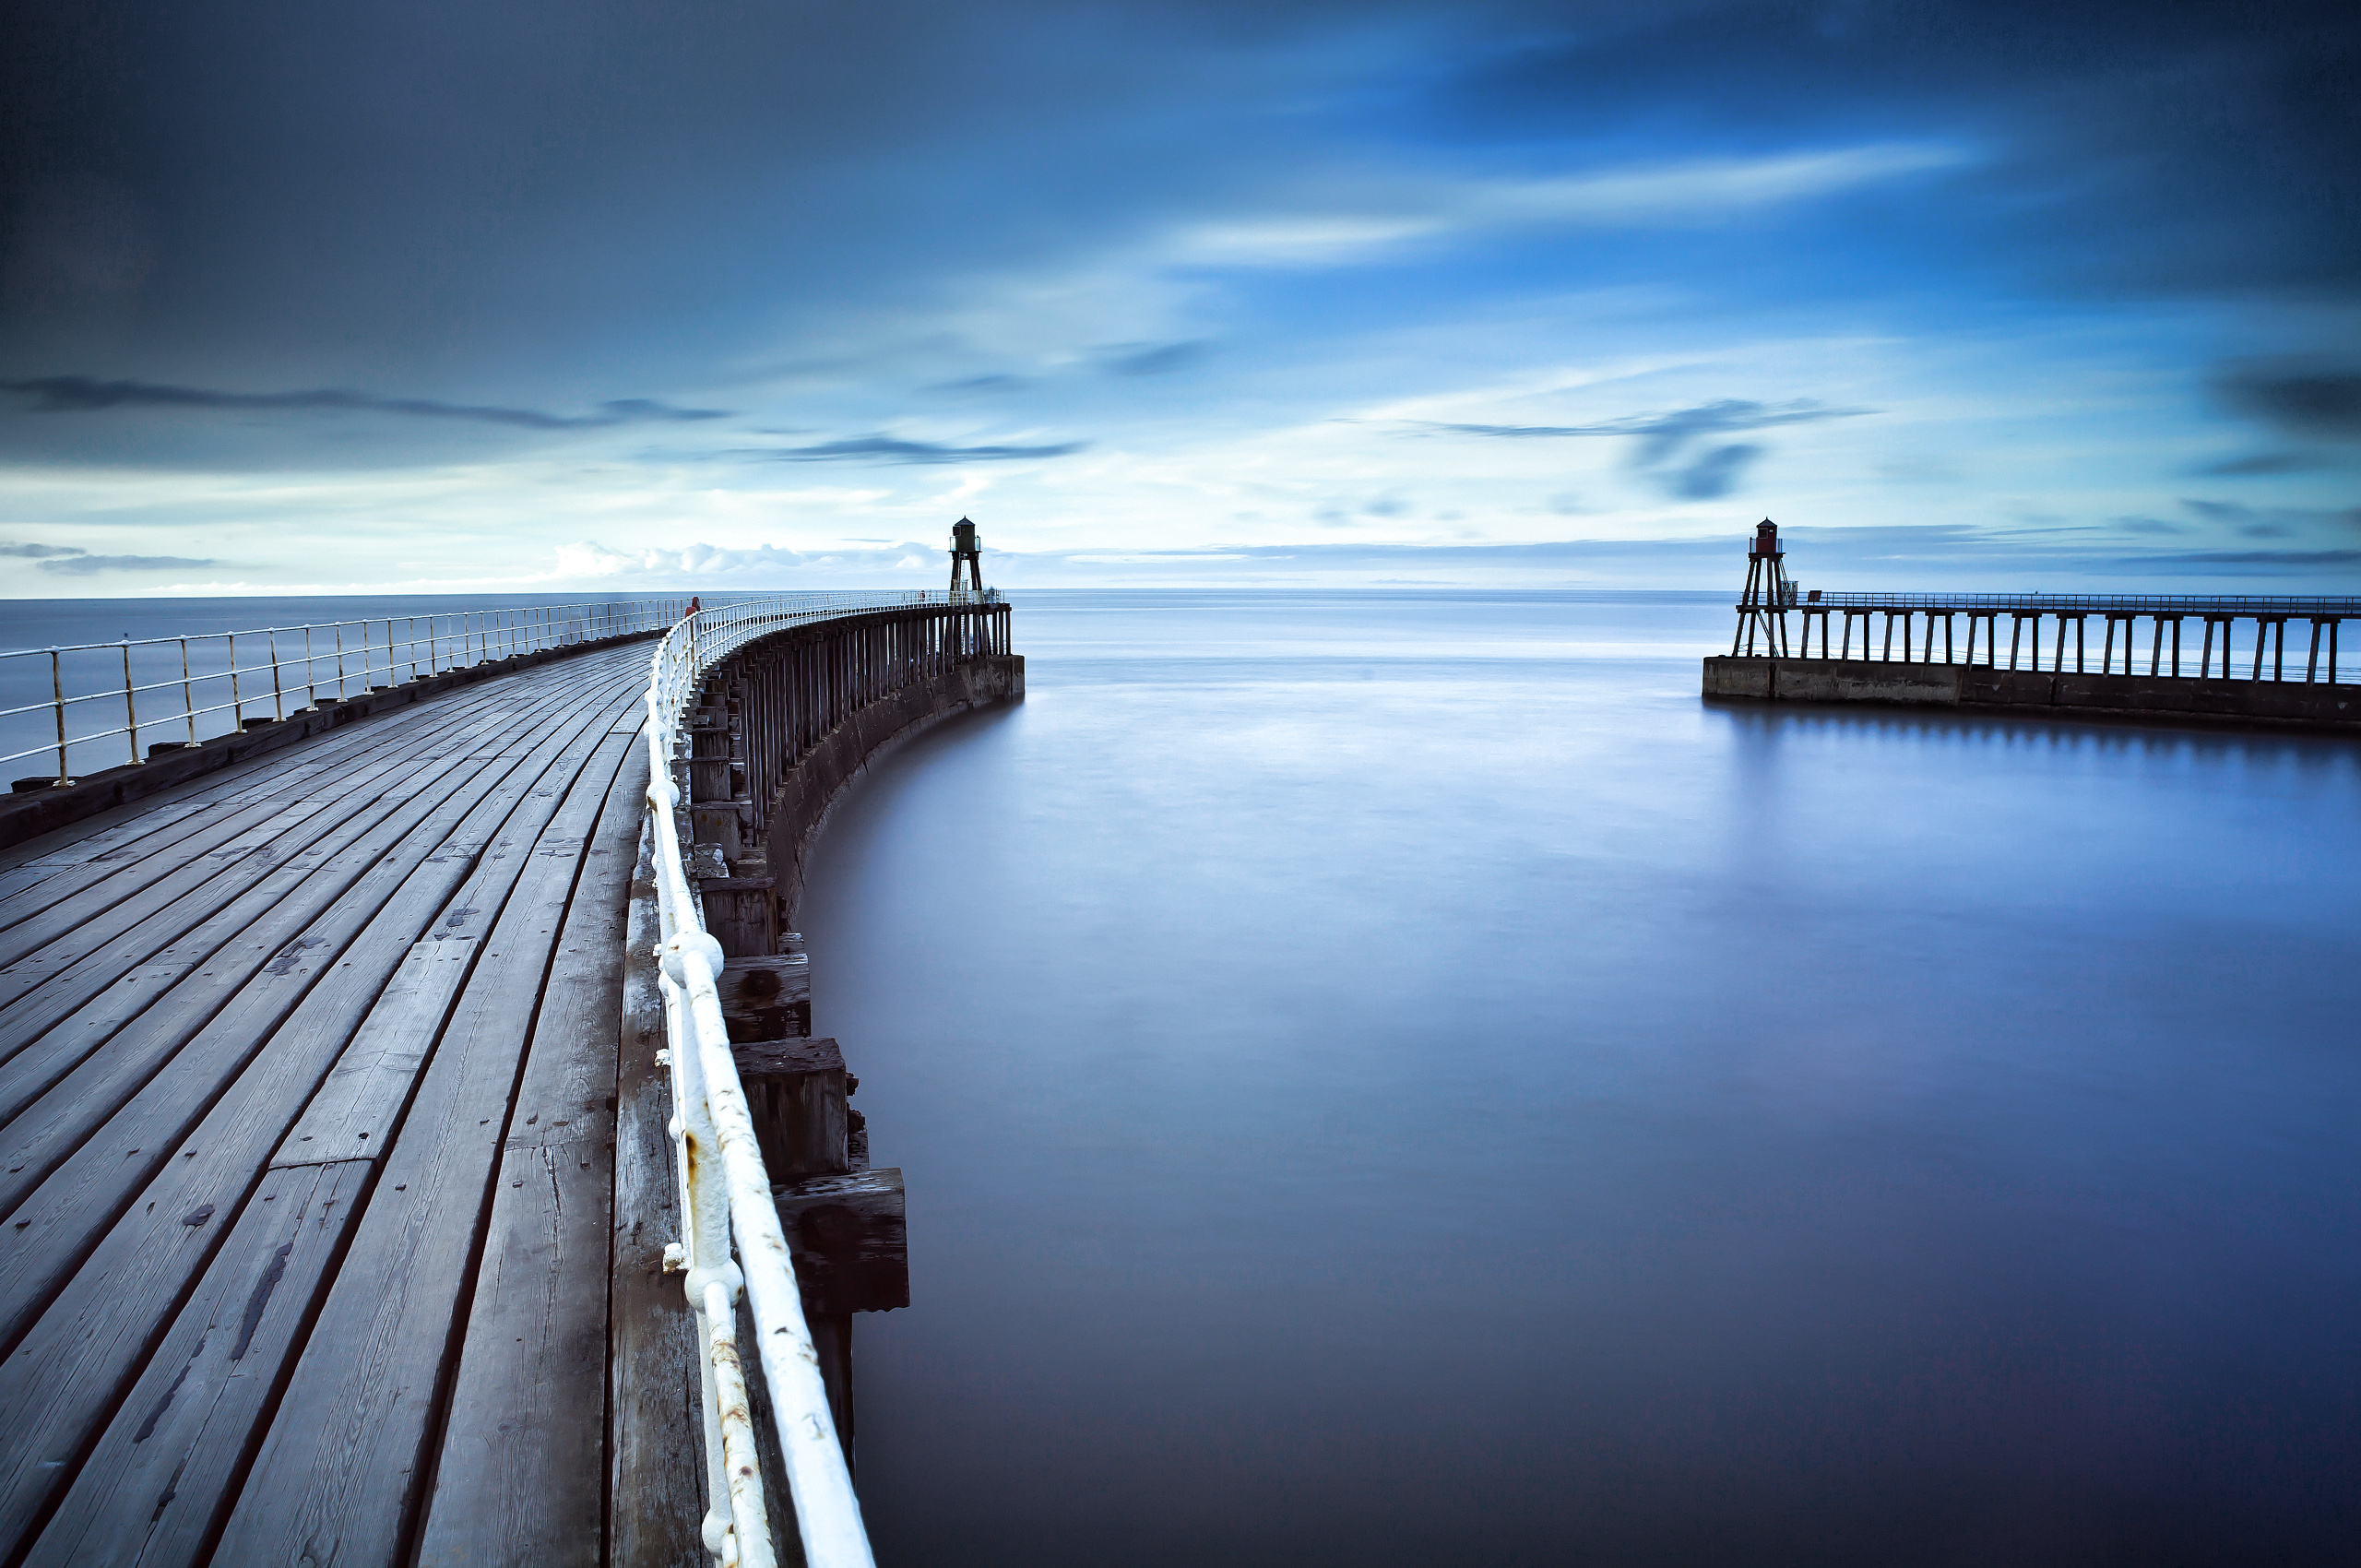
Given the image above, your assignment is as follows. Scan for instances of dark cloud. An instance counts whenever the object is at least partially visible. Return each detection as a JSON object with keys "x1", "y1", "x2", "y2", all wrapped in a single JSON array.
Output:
[
  {"x1": 1428, "y1": 423, "x2": 1604, "y2": 438},
  {"x1": 1622, "y1": 402, "x2": 1861, "y2": 468},
  {"x1": 1445, "y1": 4, "x2": 2361, "y2": 299},
  {"x1": 1418, "y1": 399, "x2": 1854, "y2": 498},
  {"x1": 1, "y1": 539, "x2": 219, "y2": 573},
  {"x1": 1418, "y1": 399, "x2": 1862, "y2": 457},
  {"x1": 926, "y1": 374, "x2": 1033, "y2": 395},
  {"x1": 3, "y1": 0, "x2": 2353, "y2": 549},
  {"x1": 36, "y1": 552, "x2": 217, "y2": 575},
  {"x1": 1, "y1": 376, "x2": 727, "y2": 429},
  {"x1": 2131, "y1": 549, "x2": 2361, "y2": 568},
  {"x1": 2197, "y1": 452, "x2": 2327, "y2": 476},
  {"x1": 2182, "y1": 497, "x2": 2361, "y2": 532},
  {"x1": 1669, "y1": 443, "x2": 1761, "y2": 499},
  {"x1": 739, "y1": 434, "x2": 1088, "y2": 464},
  {"x1": 2212, "y1": 363, "x2": 2361, "y2": 441},
  {"x1": 3, "y1": 1, "x2": 2352, "y2": 416},
  {"x1": 1099, "y1": 341, "x2": 1211, "y2": 377},
  {"x1": 2181, "y1": 499, "x2": 2248, "y2": 523}
]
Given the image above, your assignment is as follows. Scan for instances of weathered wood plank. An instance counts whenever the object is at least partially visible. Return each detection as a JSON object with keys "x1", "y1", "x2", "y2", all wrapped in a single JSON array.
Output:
[
  {"x1": 773, "y1": 1167, "x2": 908, "y2": 1316},
  {"x1": 265, "y1": 939, "x2": 481, "y2": 1169},
  {"x1": 0, "y1": 665, "x2": 550, "y2": 933},
  {"x1": 0, "y1": 796, "x2": 226, "y2": 909},
  {"x1": 0, "y1": 681, "x2": 646, "y2": 1550},
  {"x1": 0, "y1": 658, "x2": 635, "y2": 1078},
  {"x1": 0, "y1": 675, "x2": 631, "y2": 1223},
  {"x1": 718, "y1": 951, "x2": 812, "y2": 1041},
  {"x1": 608, "y1": 814, "x2": 707, "y2": 1568},
  {"x1": 413, "y1": 746, "x2": 646, "y2": 1567},
  {"x1": 272, "y1": 731, "x2": 637, "y2": 1170},
  {"x1": 0, "y1": 669, "x2": 613, "y2": 1039},
  {"x1": 412, "y1": 1140, "x2": 614, "y2": 1568},
  {"x1": 0, "y1": 793, "x2": 349, "y2": 992},
  {"x1": 0, "y1": 731, "x2": 424, "y2": 944},
  {"x1": 0, "y1": 682, "x2": 642, "y2": 1348},
  {"x1": 733, "y1": 1036, "x2": 848, "y2": 1177},
  {"x1": 20, "y1": 1160, "x2": 374, "y2": 1568},
  {"x1": 0, "y1": 754, "x2": 469, "y2": 1108},
  {"x1": 212, "y1": 736, "x2": 636, "y2": 1568},
  {"x1": 0, "y1": 764, "x2": 436, "y2": 1092}
]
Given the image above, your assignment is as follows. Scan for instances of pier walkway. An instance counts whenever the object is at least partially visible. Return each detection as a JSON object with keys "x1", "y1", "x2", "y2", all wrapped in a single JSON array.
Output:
[{"x1": 0, "y1": 638, "x2": 654, "y2": 1565}]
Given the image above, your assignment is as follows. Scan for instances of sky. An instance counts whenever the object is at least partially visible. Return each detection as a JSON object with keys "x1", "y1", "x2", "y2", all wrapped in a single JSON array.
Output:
[{"x1": 1, "y1": 0, "x2": 2356, "y2": 596}]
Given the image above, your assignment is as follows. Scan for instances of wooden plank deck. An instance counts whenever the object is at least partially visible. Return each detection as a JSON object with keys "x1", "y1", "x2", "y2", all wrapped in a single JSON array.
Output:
[{"x1": 0, "y1": 639, "x2": 673, "y2": 1567}]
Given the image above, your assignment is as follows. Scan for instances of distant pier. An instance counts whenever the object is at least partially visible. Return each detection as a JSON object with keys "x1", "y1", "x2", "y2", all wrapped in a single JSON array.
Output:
[{"x1": 1703, "y1": 521, "x2": 2361, "y2": 731}]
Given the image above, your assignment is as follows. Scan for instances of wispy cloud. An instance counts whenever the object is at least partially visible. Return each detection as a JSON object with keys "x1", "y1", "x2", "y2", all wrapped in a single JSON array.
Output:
[
  {"x1": 2181, "y1": 498, "x2": 2361, "y2": 532},
  {"x1": 1177, "y1": 143, "x2": 1970, "y2": 266},
  {"x1": 38, "y1": 553, "x2": 219, "y2": 576},
  {"x1": 2134, "y1": 549, "x2": 2361, "y2": 568},
  {"x1": 1, "y1": 377, "x2": 730, "y2": 429},
  {"x1": 0, "y1": 540, "x2": 217, "y2": 575},
  {"x1": 1414, "y1": 398, "x2": 1865, "y2": 456},
  {"x1": 1097, "y1": 340, "x2": 1212, "y2": 377},
  {"x1": 925, "y1": 374, "x2": 1034, "y2": 395},
  {"x1": 732, "y1": 434, "x2": 1088, "y2": 464},
  {"x1": 2197, "y1": 452, "x2": 2327, "y2": 476},
  {"x1": 1412, "y1": 398, "x2": 1867, "y2": 500}
]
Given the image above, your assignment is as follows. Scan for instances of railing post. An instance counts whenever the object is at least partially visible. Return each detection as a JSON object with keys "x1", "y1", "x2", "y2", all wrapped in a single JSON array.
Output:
[
  {"x1": 304, "y1": 624, "x2": 316, "y2": 707},
  {"x1": 181, "y1": 637, "x2": 197, "y2": 742},
  {"x1": 122, "y1": 638, "x2": 140, "y2": 765},
  {"x1": 268, "y1": 628, "x2": 285, "y2": 719},
  {"x1": 229, "y1": 633, "x2": 243, "y2": 726},
  {"x1": 52, "y1": 647, "x2": 70, "y2": 785}
]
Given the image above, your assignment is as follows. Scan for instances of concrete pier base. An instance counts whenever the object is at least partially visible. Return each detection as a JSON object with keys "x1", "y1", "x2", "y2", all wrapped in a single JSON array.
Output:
[{"x1": 1703, "y1": 655, "x2": 2361, "y2": 731}]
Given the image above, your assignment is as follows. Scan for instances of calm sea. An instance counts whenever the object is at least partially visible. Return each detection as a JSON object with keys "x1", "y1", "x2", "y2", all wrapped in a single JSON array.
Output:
[{"x1": 799, "y1": 589, "x2": 2361, "y2": 1566}]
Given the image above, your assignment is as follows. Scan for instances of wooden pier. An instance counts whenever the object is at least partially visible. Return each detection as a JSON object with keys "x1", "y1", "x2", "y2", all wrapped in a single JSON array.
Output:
[
  {"x1": 0, "y1": 586, "x2": 1022, "y2": 1566},
  {"x1": 1704, "y1": 520, "x2": 2361, "y2": 731}
]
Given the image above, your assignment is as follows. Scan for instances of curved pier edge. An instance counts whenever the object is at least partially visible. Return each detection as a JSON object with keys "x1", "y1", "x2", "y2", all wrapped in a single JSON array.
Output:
[
  {"x1": 764, "y1": 653, "x2": 1026, "y2": 929},
  {"x1": 0, "y1": 626, "x2": 668, "y2": 851},
  {"x1": 607, "y1": 647, "x2": 1020, "y2": 1559}
]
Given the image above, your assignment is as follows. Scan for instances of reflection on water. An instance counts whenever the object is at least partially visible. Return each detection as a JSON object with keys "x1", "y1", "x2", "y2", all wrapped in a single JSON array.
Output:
[{"x1": 801, "y1": 590, "x2": 2357, "y2": 1566}]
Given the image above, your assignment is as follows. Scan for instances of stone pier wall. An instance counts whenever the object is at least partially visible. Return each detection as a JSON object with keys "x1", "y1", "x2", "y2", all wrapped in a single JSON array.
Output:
[{"x1": 1703, "y1": 656, "x2": 2360, "y2": 731}]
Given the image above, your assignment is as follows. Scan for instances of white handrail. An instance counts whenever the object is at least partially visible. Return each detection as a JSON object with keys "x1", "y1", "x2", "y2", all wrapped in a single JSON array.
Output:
[{"x1": 641, "y1": 588, "x2": 1001, "y2": 1568}]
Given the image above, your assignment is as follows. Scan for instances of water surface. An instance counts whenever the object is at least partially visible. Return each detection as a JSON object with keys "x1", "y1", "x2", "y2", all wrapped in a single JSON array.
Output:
[{"x1": 801, "y1": 589, "x2": 2361, "y2": 1566}]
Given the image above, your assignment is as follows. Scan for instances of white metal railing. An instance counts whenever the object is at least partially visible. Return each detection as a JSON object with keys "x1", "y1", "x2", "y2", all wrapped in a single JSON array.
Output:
[
  {"x1": 2, "y1": 600, "x2": 686, "y2": 784},
  {"x1": 642, "y1": 588, "x2": 1001, "y2": 1568}
]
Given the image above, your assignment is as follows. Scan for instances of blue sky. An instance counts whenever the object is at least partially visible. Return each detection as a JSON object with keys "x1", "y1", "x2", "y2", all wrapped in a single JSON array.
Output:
[{"x1": 2, "y1": 0, "x2": 2355, "y2": 595}]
